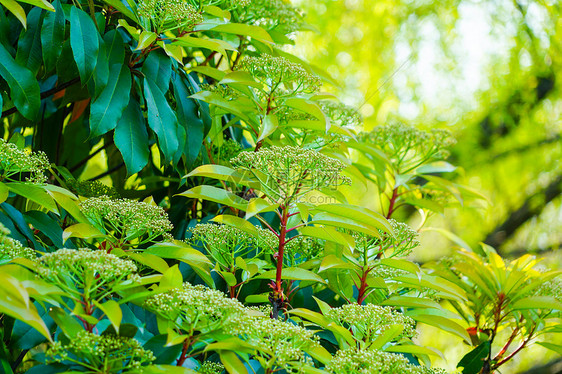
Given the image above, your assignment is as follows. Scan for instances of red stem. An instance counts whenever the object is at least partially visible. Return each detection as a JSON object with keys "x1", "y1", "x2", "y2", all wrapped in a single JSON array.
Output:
[
  {"x1": 356, "y1": 266, "x2": 372, "y2": 305},
  {"x1": 386, "y1": 187, "x2": 398, "y2": 219},
  {"x1": 274, "y1": 206, "x2": 289, "y2": 295},
  {"x1": 176, "y1": 338, "x2": 190, "y2": 366}
]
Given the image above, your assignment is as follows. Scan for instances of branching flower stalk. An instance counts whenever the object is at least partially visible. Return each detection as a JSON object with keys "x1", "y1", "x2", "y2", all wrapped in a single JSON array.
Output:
[{"x1": 230, "y1": 146, "x2": 350, "y2": 318}]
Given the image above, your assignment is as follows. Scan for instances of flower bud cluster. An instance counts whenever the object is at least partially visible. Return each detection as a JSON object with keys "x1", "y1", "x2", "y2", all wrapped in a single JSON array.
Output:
[
  {"x1": 326, "y1": 348, "x2": 446, "y2": 374},
  {"x1": 534, "y1": 277, "x2": 562, "y2": 301},
  {"x1": 233, "y1": 315, "x2": 319, "y2": 371},
  {"x1": 284, "y1": 236, "x2": 323, "y2": 266},
  {"x1": 36, "y1": 248, "x2": 137, "y2": 284},
  {"x1": 144, "y1": 282, "x2": 246, "y2": 331},
  {"x1": 67, "y1": 179, "x2": 119, "y2": 198},
  {"x1": 138, "y1": 0, "x2": 202, "y2": 32},
  {"x1": 46, "y1": 331, "x2": 155, "y2": 372},
  {"x1": 230, "y1": 146, "x2": 350, "y2": 202},
  {"x1": 238, "y1": 55, "x2": 321, "y2": 95},
  {"x1": 241, "y1": 0, "x2": 304, "y2": 33},
  {"x1": 190, "y1": 223, "x2": 277, "y2": 267},
  {"x1": 198, "y1": 361, "x2": 225, "y2": 374},
  {"x1": 0, "y1": 138, "x2": 50, "y2": 183},
  {"x1": 319, "y1": 101, "x2": 362, "y2": 129},
  {"x1": 364, "y1": 123, "x2": 456, "y2": 172},
  {"x1": 213, "y1": 139, "x2": 244, "y2": 163},
  {"x1": 326, "y1": 304, "x2": 416, "y2": 344},
  {"x1": 353, "y1": 219, "x2": 419, "y2": 260},
  {"x1": 80, "y1": 196, "x2": 173, "y2": 243},
  {"x1": 0, "y1": 223, "x2": 35, "y2": 263}
]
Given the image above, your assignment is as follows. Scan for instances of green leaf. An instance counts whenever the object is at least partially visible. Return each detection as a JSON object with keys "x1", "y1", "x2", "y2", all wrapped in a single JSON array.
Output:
[
  {"x1": 177, "y1": 185, "x2": 248, "y2": 211},
  {"x1": 457, "y1": 341, "x2": 490, "y2": 374},
  {"x1": 114, "y1": 97, "x2": 149, "y2": 175},
  {"x1": 15, "y1": 8, "x2": 43, "y2": 76},
  {"x1": 125, "y1": 252, "x2": 169, "y2": 274},
  {"x1": 370, "y1": 324, "x2": 404, "y2": 349},
  {"x1": 536, "y1": 341, "x2": 562, "y2": 355},
  {"x1": 89, "y1": 64, "x2": 132, "y2": 137},
  {"x1": 0, "y1": 0, "x2": 26, "y2": 28},
  {"x1": 245, "y1": 197, "x2": 279, "y2": 219},
  {"x1": 142, "y1": 51, "x2": 171, "y2": 93},
  {"x1": 386, "y1": 344, "x2": 445, "y2": 360},
  {"x1": 144, "y1": 77, "x2": 179, "y2": 162},
  {"x1": 49, "y1": 307, "x2": 82, "y2": 339},
  {"x1": 206, "y1": 23, "x2": 274, "y2": 43},
  {"x1": 183, "y1": 164, "x2": 260, "y2": 189},
  {"x1": 70, "y1": 7, "x2": 100, "y2": 84},
  {"x1": 219, "y1": 351, "x2": 248, "y2": 374},
  {"x1": 300, "y1": 226, "x2": 355, "y2": 249},
  {"x1": 285, "y1": 98, "x2": 329, "y2": 132},
  {"x1": 379, "y1": 258, "x2": 421, "y2": 276},
  {"x1": 6, "y1": 182, "x2": 58, "y2": 212},
  {"x1": 318, "y1": 255, "x2": 356, "y2": 272},
  {"x1": 189, "y1": 66, "x2": 226, "y2": 81},
  {"x1": 0, "y1": 43, "x2": 40, "y2": 119},
  {"x1": 41, "y1": 0, "x2": 65, "y2": 72},
  {"x1": 313, "y1": 204, "x2": 393, "y2": 234},
  {"x1": 143, "y1": 365, "x2": 197, "y2": 374},
  {"x1": 511, "y1": 296, "x2": 562, "y2": 311},
  {"x1": 219, "y1": 71, "x2": 261, "y2": 88},
  {"x1": 0, "y1": 272, "x2": 52, "y2": 341},
  {"x1": 309, "y1": 212, "x2": 382, "y2": 238},
  {"x1": 0, "y1": 184, "x2": 8, "y2": 204},
  {"x1": 100, "y1": 0, "x2": 137, "y2": 22},
  {"x1": 380, "y1": 296, "x2": 442, "y2": 310},
  {"x1": 17, "y1": 0, "x2": 54, "y2": 11},
  {"x1": 409, "y1": 314, "x2": 471, "y2": 344},
  {"x1": 135, "y1": 30, "x2": 157, "y2": 50},
  {"x1": 62, "y1": 223, "x2": 106, "y2": 242},
  {"x1": 289, "y1": 308, "x2": 331, "y2": 328},
  {"x1": 254, "y1": 267, "x2": 326, "y2": 284},
  {"x1": 95, "y1": 300, "x2": 122, "y2": 333},
  {"x1": 190, "y1": 90, "x2": 252, "y2": 122},
  {"x1": 159, "y1": 264, "x2": 183, "y2": 289},
  {"x1": 172, "y1": 35, "x2": 230, "y2": 57},
  {"x1": 257, "y1": 113, "x2": 278, "y2": 142}
]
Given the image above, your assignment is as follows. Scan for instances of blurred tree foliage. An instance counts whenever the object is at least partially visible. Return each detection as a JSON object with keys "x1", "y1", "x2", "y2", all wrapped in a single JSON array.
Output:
[
  {"x1": 295, "y1": 0, "x2": 562, "y2": 258},
  {"x1": 294, "y1": 0, "x2": 562, "y2": 372}
]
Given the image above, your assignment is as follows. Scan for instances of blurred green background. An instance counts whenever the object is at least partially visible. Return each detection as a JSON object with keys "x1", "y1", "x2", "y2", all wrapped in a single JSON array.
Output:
[{"x1": 292, "y1": 0, "x2": 562, "y2": 372}]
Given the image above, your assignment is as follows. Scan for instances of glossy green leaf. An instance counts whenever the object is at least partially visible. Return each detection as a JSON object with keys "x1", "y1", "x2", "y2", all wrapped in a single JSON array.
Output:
[
  {"x1": 70, "y1": 7, "x2": 100, "y2": 84},
  {"x1": 142, "y1": 51, "x2": 172, "y2": 93},
  {"x1": 257, "y1": 113, "x2": 278, "y2": 142},
  {"x1": 318, "y1": 255, "x2": 356, "y2": 272},
  {"x1": 89, "y1": 63, "x2": 131, "y2": 137},
  {"x1": 135, "y1": 30, "x2": 157, "y2": 50},
  {"x1": 101, "y1": 0, "x2": 137, "y2": 22},
  {"x1": 177, "y1": 185, "x2": 248, "y2": 211},
  {"x1": 0, "y1": 0, "x2": 26, "y2": 27},
  {"x1": 309, "y1": 212, "x2": 382, "y2": 238},
  {"x1": 536, "y1": 341, "x2": 562, "y2": 355},
  {"x1": 285, "y1": 97, "x2": 329, "y2": 132},
  {"x1": 41, "y1": 0, "x2": 65, "y2": 72},
  {"x1": 511, "y1": 296, "x2": 562, "y2": 311},
  {"x1": 370, "y1": 324, "x2": 404, "y2": 349},
  {"x1": 0, "y1": 43, "x2": 40, "y2": 119},
  {"x1": 207, "y1": 23, "x2": 274, "y2": 43},
  {"x1": 410, "y1": 314, "x2": 471, "y2": 344},
  {"x1": 114, "y1": 97, "x2": 149, "y2": 176},
  {"x1": 219, "y1": 351, "x2": 248, "y2": 374},
  {"x1": 62, "y1": 223, "x2": 106, "y2": 242},
  {"x1": 17, "y1": 0, "x2": 54, "y2": 11},
  {"x1": 456, "y1": 341, "x2": 490, "y2": 374},
  {"x1": 386, "y1": 344, "x2": 445, "y2": 359},
  {"x1": 95, "y1": 300, "x2": 122, "y2": 333},
  {"x1": 49, "y1": 307, "x2": 82, "y2": 339},
  {"x1": 313, "y1": 203, "x2": 393, "y2": 234},
  {"x1": 183, "y1": 164, "x2": 260, "y2": 189},
  {"x1": 254, "y1": 267, "x2": 326, "y2": 284},
  {"x1": 245, "y1": 197, "x2": 279, "y2": 219},
  {"x1": 173, "y1": 35, "x2": 230, "y2": 57},
  {"x1": 6, "y1": 183, "x2": 58, "y2": 212},
  {"x1": 299, "y1": 226, "x2": 355, "y2": 249},
  {"x1": 144, "y1": 77, "x2": 179, "y2": 162},
  {"x1": 15, "y1": 8, "x2": 43, "y2": 75},
  {"x1": 0, "y1": 184, "x2": 8, "y2": 204}
]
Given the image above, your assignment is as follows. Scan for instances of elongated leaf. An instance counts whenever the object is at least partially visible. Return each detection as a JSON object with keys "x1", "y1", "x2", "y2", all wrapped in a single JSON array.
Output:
[
  {"x1": 386, "y1": 344, "x2": 445, "y2": 359},
  {"x1": 190, "y1": 91, "x2": 252, "y2": 122},
  {"x1": 143, "y1": 51, "x2": 172, "y2": 93},
  {"x1": 0, "y1": 0, "x2": 26, "y2": 27},
  {"x1": 136, "y1": 30, "x2": 157, "y2": 50},
  {"x1": 144, "y1": 77, "x2": 179, "y2": 162},
  {"x1": 258, "y1": 113, "x2": 278, "y2": 142},
  {"x1": 299, "y1": 226, "x2": 355, "y2": 249},
  {"x1": 285, "y1": 97, "x2": 329, "y2": 132},
  {"x1": 289, "y1": 308, "x2": 331, "y2": 328},
  {"x1": 536, "y1": 341, "x2": 562, "y2": 355},
  {"x1": 177, "y1": 185, "x2": 248, "y2": 211},
  {"x1": 318, "y1": 255, "x2": 356, "y2": 272},
  {"x1": 114, "y1": 97, "x2": 149, "y2": 176},
  {"x1": 6, "y1": 183, "x2": 58, "y2": 212},
  {"x1": 70, "y1": 7, "x2": 99, "y2": 84},
  {"x1": 313, "y1": 204, "x2": 393, "y2": 234},
  {"x1": 206, "y1": 23, "x2": 274, "y2": 43},
  {"x1": 511, "y1": 296, "x2": 562, "y2": 311},
  {"x1": 183, "y1": 164, "x2": 259, "y2": 189},
  {"x1": 15, "y1": 8, "x2": 43, "y2": 75},
  {"x1": 245, "y1": 197, "x2": 279, "y2": 219},
  {"x1": 0, "y1": 272, "x2": 52, "y2": 341},
  {"x1": 95, "y1": 300, "x2": 122, "y2": 333},
  {"x1": 211, "y1": 215, "x2": 264, "y2": 237},
  {"x1": 310, "y1": 212, "x2": 382, "y2": 238},
  {"x1": 0, "y1": 43, "x2": 40, "y2": 119},
  {"x1": 172, "y1": 35, "x2": 230, "y2": 57},
  {"x1": 41, "y1": 0, "x2": 65, "y2": 72},
  {"x1": 410, "y1": 314, "x2": 471, "y2": 343},
  {"x1": 17, "y1": 0, "x2": 54, "y2": 11},
  {"x1": 254, "y1": 267, "x2": 326, "y2": 284},
  {"x1": 219, "y1": 351, "x2": 249, "y2": 374},
  {"x1": 89, "y1": 63, "x2": 131, "y2": 137},
  {"x1": 62, "y1": 223, "x2": 106, "y2": 242},
  {"x1": 101, "y1": 0, "x2": 137, "y2": 22},
  {"x1": 457, "y1": 341, "x2": 490, "y2": 374},
  {"x1": 370, "y1": 324, "x2": 404, "y2": 349}
]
